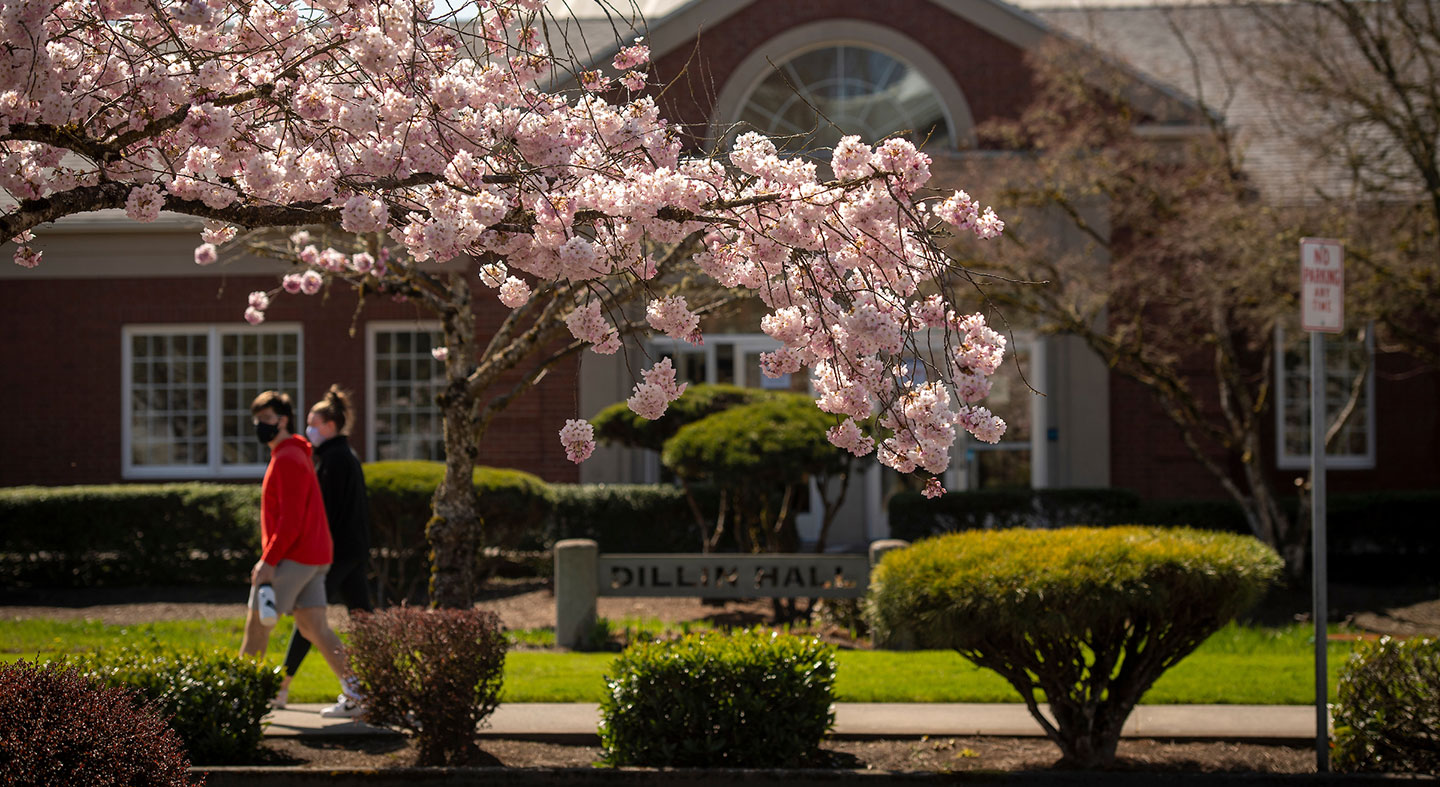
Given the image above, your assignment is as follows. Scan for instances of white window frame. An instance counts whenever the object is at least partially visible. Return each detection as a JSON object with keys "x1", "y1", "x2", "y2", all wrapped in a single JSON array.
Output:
[
  {"x1": 365, "y1": 320, "x2": 446, "y2": 463},
  {"x1": 121, "y1": 322, "x2": 305, "y2": 480},
  {"x1": 649, "y1": 333, "x2": 802, "y2": 390},
  {"x1": 1274, "y1": 326, "x2": 1376, "y2": 470}
]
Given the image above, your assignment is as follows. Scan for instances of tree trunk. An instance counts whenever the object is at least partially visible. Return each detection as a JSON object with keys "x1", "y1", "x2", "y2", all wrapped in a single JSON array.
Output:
[{"x1": 428, "y1": 273, "x2": 483, "y2": 609}]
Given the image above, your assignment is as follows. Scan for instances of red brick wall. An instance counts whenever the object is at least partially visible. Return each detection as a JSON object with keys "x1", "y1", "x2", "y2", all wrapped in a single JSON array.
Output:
[
  {"x1": 0, "y1": 276, "x2": 579, "y2": 486},
  {"x1": 1109, "y1": 351, "x2": 1440, "y2": 501},
  {"x1": 650, "y1": 0, "x2": 1038, "y2": 145}
]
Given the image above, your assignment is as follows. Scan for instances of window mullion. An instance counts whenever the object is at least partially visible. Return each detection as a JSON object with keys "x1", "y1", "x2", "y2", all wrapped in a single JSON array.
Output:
[{"x1": 208, "y1": 326, "x2": 221, "y2": 475}]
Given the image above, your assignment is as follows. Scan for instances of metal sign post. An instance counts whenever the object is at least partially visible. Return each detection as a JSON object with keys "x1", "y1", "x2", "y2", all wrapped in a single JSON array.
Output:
[{"x1": 1300, "y1": 237, "x2": 1343, "y2": 773}]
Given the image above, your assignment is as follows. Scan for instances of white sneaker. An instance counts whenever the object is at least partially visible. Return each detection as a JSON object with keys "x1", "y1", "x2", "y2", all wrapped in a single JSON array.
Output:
[
  {"x1": 268, "y1": 688, "x2": 288, "y2": 710},
  {"x1": 319, "y1": 693, "x2": 364, "y2": 719},
  {"x1": 256, "y1": 584, "x2": 278, "y2": 627}
]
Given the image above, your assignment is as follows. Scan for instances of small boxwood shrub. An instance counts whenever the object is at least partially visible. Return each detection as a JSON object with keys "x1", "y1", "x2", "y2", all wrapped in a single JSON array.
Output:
[
  {"x1": 0, "y1": 660, "x2": 198, "y2": 786},
  {"x1": 869, "y1": 526, "x2": 1281, "y2": 769},
  {"x1": 347, "y1": 607, "x2": 508, "y2": 766},
  {"x1": 80, "y1": 644, "x2": 281, "y2": 765},
  {"x1": 544, "y1": 483, "x2": 716, "y2": 553},
  {"x1": 1332, "y1": 636, "x2": 1440, "y2": 775},
  {"x1": 0, "y1": 483, "x2": 259, "y2": 587},
  {"x1": 599, "y1": 629, "x2": 837, "y2": 767},
  {"x1": 593, "y1": 383, "x2": 773, "y2": 452},
  {"x1": 365, "y1": 461, "x2": 552, "y2": 601}
]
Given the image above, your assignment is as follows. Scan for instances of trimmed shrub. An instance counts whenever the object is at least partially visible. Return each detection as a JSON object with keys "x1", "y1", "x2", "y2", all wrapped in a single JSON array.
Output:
[
  {"x1": 868, "y1": 526, "x2": 1282, "y2": 769},
  {"x1": 1332, "y1": 636, "x2": 1440, "y2": 775},
  {"x1": 348, "y1": 607, "x2": 508, "y2": 766},
  {"x1": 0, "y1": 660, "x2": 198, "y2": 786},
  {"x1": 662, "y1": 394, "x2": 855, "y2": 553},
  {"x1": 544, "y1": 483, "x2": 716, "y2": 552},
  {"x1": 593, "y1": 383, "x2": 775, "y2": 452},
  {"x1": 365, "y1": 461, "x2": 553, "y2": 601},
  {"x1": 0, "y1": 483, "x2": 259, "y2": 587},
  {"x1": 599, "y1": 629, "x2": 837, "y2": 767},
  {"x1": 888, "y1": 487, "x2": 1141, "y2": 540},
  {"x1": 661, "y1": 394, "x2": 848, "y2": 487},
  {"x1": 79, "y1": 644, "x2": 280, "y2": 765}
]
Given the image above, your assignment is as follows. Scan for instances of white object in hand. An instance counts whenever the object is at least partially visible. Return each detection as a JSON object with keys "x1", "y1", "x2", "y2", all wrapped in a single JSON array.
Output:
[{"x1": 257, "y1": 583, "x2": 278, "y2": 627}]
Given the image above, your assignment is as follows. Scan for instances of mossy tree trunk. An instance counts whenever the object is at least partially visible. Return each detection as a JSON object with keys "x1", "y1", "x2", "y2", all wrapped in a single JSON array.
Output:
[{"x1": 428, "y1": 273, "x2": 483, "y2": 610}]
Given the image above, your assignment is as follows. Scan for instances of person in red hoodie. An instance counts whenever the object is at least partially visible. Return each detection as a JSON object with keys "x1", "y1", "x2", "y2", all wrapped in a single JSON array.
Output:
[{"x1": 241, "y1": 390, "x2": 364, "y2": 718}]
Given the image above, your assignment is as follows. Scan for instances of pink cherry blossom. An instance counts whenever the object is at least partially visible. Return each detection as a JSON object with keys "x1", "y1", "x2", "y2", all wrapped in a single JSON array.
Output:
[
  {"x1": 498, "y1": 276, "x2": 530, "y2": 307},
  {"x1": 244, "y1": 307, "x2": 265, "y2": 325},
  {"x1": 300, "y1": 270, "x2": 323, "y2": 295},
  {"x1": 626, "y1": 357, "x2": 687, "y2": 420},
  {"x1": 201, "y1": 220, "x2": 237, "y2": 244},
  {"x1": 645, "y1": 296, "x2": 699, "y2": 342},
  {"x1": 611, "y1": 38, "x2": 650, "y2": 70},
  {"x1": 564, "y1": 301, "x2": 618, "y2": 354},
  {"x1": 432, "y1": 347, "x2": 449, "y2": 362},
  {"x1": 194, "y1": 243, "x2": 218, "y2": 266},
  {"x1": 125, "y1": 184, "x2": 164, "y2": 223},
  {"x1": 559, "y1": 418, "x2": 595, "y2": 464},
  {"x1": 0, "y1": 0, "x2": 1011, "y2": 483},
  {"x1": 922, "y1": 477, "x2": 946, "y2": 499},
  {"x1": 248, "y1": 291, "x2": 270, "y2": 310},
  {"x1": 341, "y1": 195, "x2": 388, "y2": 234},
  {"x1": 826, "y1": 419, "x2": 875, "y2": 458},
  {"x1": 12, "y1": 244, "x2": 41, "y2": 268}
]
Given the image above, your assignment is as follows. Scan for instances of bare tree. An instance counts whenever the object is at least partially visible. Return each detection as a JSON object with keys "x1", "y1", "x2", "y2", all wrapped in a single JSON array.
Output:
[{"x1": 962, "y1": 37, "x2": 1371, "y2": 579}]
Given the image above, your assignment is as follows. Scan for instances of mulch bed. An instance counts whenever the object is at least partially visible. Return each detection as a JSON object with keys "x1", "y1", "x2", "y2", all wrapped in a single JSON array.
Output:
[{"x1": 244, "y1": 735, "x2": 1316, "y2": 774}]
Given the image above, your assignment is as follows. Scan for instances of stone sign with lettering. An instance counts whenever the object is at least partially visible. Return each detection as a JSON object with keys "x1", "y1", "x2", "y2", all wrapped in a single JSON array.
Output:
[
  {"x1": 599, "y1": 554, "x2": 867, "y2": 599},
  {"x1": 552, "y1": 538, "x2": 910, "y2": 649}
]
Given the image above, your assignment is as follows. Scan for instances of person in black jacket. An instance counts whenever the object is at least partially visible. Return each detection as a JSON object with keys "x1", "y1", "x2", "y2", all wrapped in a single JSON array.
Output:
[{"x1": 271, "y1": 385, "x2": 374, "y2": 710}]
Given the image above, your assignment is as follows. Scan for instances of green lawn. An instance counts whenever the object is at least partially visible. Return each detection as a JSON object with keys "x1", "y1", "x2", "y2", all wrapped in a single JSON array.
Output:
[{"x1": 0, "y1": 617, "x2": 1355, "y2": 704}]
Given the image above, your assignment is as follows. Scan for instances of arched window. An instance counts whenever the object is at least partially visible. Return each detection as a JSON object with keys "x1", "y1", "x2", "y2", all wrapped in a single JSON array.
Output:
[{"x1": 738, "y1": 44, "x2": 953, "y2": 151}]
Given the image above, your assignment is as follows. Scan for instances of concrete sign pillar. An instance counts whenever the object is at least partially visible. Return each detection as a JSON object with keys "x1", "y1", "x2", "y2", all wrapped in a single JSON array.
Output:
[
  {"x1": 867, "y1": 539, "x2": 914, "y2": 650},
  {"x1": 554, "y1": 539, "x2": 598, "y2": 651}
]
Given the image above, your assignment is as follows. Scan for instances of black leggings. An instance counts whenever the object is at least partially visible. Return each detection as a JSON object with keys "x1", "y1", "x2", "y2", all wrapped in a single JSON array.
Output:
[{"x1": 283, "y1": 555, "x2": 374, "y2": 677}]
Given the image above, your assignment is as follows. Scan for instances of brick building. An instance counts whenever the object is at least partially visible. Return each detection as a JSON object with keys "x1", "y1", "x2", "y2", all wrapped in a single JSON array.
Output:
[{"x1": 2, "y1": 0, "x2": 1434, "y2": 549}]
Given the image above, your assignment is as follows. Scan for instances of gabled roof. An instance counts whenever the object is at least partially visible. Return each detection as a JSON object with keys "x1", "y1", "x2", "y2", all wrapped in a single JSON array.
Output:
[{"x1": 1025, "y1": 3, "x2": 1385, "y2": 203}]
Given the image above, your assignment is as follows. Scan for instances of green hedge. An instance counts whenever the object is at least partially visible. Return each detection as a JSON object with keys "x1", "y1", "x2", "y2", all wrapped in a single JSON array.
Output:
[
  {"x1": 0, "y1": 484, "x2": 259, "y2": 588},
  {"x1": 888, "y1": 487, "x2": 1140, "y2": 541},
  {"x1": 543, "y1": 483, "x2": 717, "y2": 553},
  {"x1": 599, "y1": 629, "x2": 837, "y2": 767},
  {"x1": 365, "y1": 461, "x2": 553, "y2": 602},
  {"x1": 889, "y1": 488, "x2": 1440, "y2": 583}
]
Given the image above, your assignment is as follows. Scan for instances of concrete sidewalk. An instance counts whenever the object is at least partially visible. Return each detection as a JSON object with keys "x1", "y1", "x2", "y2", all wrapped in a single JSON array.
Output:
[{"x1": 265, "y1": 703, "x2": 1318, "y2": 743}]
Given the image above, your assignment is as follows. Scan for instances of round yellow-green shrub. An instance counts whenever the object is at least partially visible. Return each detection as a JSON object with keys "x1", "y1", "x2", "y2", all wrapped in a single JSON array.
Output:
[{"x1": 869, "y1": 526, "x2": 1282, "y2": 768}]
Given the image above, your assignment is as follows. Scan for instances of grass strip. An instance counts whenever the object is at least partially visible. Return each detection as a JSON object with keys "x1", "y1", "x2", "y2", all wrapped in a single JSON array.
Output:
[{"x1": 0, "y1": 618, "x2": 1355, "y2": 704}]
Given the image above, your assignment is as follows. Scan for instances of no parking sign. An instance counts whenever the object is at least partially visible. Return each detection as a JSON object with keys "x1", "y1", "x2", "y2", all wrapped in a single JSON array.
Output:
[{"x1": 1300, "y1": 238, "x2": 1343, "y2": 333}]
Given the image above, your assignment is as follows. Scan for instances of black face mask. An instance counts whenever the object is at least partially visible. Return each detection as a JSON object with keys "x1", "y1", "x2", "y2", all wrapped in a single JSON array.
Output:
[{"x1": 255, "y1": 421, "x2": 281, "y2": 445}]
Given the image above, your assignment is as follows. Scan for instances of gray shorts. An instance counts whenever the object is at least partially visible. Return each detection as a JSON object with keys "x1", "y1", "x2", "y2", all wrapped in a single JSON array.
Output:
[{"x1": 249, "y1": 560, "x2": 330, "y2": 615}]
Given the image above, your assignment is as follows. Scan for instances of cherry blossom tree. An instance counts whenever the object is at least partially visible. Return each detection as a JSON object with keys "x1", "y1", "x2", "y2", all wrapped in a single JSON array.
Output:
[{"x1": 1, "y1": 0, "x2": 1009, "y2": 607}]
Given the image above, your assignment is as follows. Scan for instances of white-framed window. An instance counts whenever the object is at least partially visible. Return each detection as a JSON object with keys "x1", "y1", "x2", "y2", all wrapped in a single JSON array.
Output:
[
  {"x1": 122, "y1": 324, "x2": 304, "y2": 479},
  {"x1": 1275, "y1": 325, "x2": 1375, "y2": 470},
  {"x1": 651, "y1": 333, "x2": 810, "y2": 393},
  {"x1": 366, "y1": 321, "x2": 446, "y2": 461}
]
